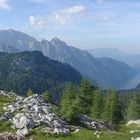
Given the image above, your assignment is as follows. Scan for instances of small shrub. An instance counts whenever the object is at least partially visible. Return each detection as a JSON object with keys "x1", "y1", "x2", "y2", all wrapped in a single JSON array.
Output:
[
  {"x1": 43, "y1": 91, "x2": 51, "y2": 101},
  {"x1": 27, "y1": 89, "x2": 34, "y2": 97}
]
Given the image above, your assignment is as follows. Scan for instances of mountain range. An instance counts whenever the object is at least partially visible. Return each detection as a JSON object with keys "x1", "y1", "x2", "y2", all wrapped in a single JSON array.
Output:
[{"x1": 0, "y1": 29, "x2": 137, "y2": 89}]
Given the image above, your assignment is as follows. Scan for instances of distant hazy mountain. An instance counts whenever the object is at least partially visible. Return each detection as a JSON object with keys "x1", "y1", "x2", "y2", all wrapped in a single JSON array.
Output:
[
  {"x1": 88, "y1": 48, "x2": 128, "y2": 59},
  {"x1": 121, "y1": 73, "x2": 140, "y2": 89},
  {"x1": 88, "y1": 48, "x2": 140, "y2": 89},
  {"x1": 0, "y1": 43, "x2": 18, "y2": 53},
  {"x1": 87, "y1": 48, "x2": 140, "y2": 71},
  {"x1": 119, "y1": 83, "x2": 140, "y2": 101},
  {"x1": 0, "y1": 29, "x2": 137, "y2": 89},
  {"x1": 0, "y1": 51, "x2": 82, "y2": 101}
]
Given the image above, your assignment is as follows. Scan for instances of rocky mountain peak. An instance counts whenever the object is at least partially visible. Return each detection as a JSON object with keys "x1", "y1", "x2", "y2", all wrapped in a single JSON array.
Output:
[
  {"x1": 50, "y1": 37, "x2": 67, "y2": 47},
  {"x1": 8, "y1": 28, "x2": 15, "y2": 32},
  {"x1": 41, "y1": 39, "x2": 49, "y2": 45}
]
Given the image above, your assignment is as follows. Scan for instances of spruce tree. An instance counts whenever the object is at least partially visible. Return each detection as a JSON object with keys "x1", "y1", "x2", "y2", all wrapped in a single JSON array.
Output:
[
  {"x1": 103, "y1": 89, "x2": 122, "y2": 124},
  {"x1": 78, "y1": 79, "x2": 94, "y2": 115},
  {"x1": 110, "y1": 91, "x2": 122, "y2": 123},
  {"x1": 91, "y1": 88, "x2": 102, "y2": 119},
  {"x1": 103, "y1": 90, "x2": 111, "y2": 122},
  {"x1": 60, "y1": 83, "x2": 78, "y2": 123}
]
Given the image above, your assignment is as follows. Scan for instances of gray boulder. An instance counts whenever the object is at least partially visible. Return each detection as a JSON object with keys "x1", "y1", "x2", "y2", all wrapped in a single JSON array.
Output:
[
  {"x1": 78, "y1": 115, "x2": 112, "y2": 130},
  {"x1": 12, "y1": 113, "x2": 36, "y2": 129}
]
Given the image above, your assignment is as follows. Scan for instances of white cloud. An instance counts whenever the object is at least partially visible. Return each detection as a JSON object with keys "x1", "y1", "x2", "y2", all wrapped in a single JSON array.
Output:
[
  {"x1": 0, "y1": 0, "x2": 11, "y2": 10},
  {"x1": 61, "y1": 5, "x2": 85, "y2": 15},
  {"x1": 27, "y1": 5, "x2": 85, "y2": 31},
  {"x1": 96, "y1": 0, "x2": 104, "y2": 4},
  {"x1": 54, "y1": 5, "x2": 85, "y2": 25},
  {"x1": 29, "y1": 15, "x2": 48, "y2": 30}
]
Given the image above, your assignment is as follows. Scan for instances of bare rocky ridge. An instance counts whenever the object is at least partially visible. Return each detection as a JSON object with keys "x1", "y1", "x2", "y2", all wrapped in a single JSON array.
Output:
[{"x1": 0, "y1": 91, "x2": 112, "y2": 139}]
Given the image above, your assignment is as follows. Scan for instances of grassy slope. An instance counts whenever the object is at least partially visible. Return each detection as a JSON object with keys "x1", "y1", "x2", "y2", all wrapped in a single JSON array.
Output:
[
  {"x1": 0, "y1": 95, "x2": 16, "y2": 113},
  {"x1": 27, "y1": 125, "x2": 140, "y2": 140},
  {"x1": 0, "y1": 95, "x2": 16, "y2": 133}
]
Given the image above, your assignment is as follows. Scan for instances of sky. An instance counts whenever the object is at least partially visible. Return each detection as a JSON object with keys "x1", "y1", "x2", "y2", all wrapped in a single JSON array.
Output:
[{"x1": 0, "y1": 0, "x2": 140, "y2": 54}]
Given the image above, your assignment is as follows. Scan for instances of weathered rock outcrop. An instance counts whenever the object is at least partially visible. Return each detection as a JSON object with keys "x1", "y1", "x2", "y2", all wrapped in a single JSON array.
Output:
[{"x1": 3, "y1": 94, "x2": 71, "y2": 139}]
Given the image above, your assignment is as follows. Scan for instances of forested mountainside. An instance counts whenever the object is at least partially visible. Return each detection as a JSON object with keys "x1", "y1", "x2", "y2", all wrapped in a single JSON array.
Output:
[{"x1": 0, "y1": 51, "x2": 82, "y2": 101}]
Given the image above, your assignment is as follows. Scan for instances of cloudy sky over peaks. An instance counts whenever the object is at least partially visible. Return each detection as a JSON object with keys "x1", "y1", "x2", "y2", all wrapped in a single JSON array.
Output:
[{"x1": 0, "y1": 0, "x2": 140, "y2": 54}]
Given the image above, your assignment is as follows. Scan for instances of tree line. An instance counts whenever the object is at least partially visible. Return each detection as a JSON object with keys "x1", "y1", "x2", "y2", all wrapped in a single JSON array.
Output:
[{"x1": 59, "y1": 79, "x2": 140, "y2": 125}]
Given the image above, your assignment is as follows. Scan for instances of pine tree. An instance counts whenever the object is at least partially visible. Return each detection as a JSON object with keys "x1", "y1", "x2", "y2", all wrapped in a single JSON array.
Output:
[
  {"x1": 103, "y1": 89, "x2": 122, "y2": 124},
  {"x1": 78, "y1": 79, "x2": 94, "y2": 115},
  {"x1": 60, "y1": 83, "x2": 78, "y2": 123},
  {"x1": 127, "y1": 95, "x2": 140, "y2": 121},
  {"x1": 91, "y1": 88, "x2": 102, "y2": 119},
  {"x1": 103, "y1": 90, "x2": 111, "y2": 122},
  {"x1": 110, "y1": 91, "x2": 122, "y2": 123}
]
